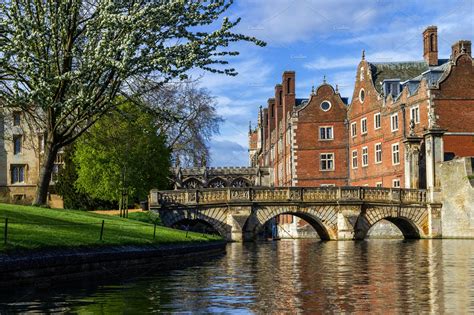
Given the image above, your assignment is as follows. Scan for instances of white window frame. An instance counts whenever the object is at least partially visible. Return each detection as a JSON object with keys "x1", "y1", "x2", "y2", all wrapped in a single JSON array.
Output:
[
  {"x1": 320, "y1": 183, "x2": 336, "y2": 187},
  {"x1": 361, "y1": 117, "x2": 368, "y2": 135},
  {"x1": 374, "y1": 143, "x2": 382, "y2": 164},
  {"x1": 319, "y1": 126, "x2": 334, "y2": 141},
  {"x1": 392, "y1": 179, "x2": 401, "y2": 188},
  {"x1": 351, "y1": 122, "x2": 357, "y2": 138},
  {"x1": 410, "y1": 105, "x2": 420, "y2": 124},
  {"x1": 390, "y1": 113, "x2": 399, "y2": 132},
  {"x1": 374, "y1": 112, "x2": 381, "y2": 130},
  {"x1": 392, "y1": 143, "x2": 400, "y2": 165},
  {"x1": 362, "y1": 146, "x2": 369, "y2": 167},
  {"x1": 351, "y1": 150, "x2": 358, "y2": 169},
  {"x1": 320, "y1": 153, "x2": 335, "y2": 171},
  {"x1": 376, "y1": 182, "x2": 383, "y2": 187}
]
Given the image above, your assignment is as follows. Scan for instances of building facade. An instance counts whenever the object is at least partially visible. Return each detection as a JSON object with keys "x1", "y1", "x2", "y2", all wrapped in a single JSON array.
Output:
[{"x1": 249, "y1": 26, "x2": 474, "y2": 194}]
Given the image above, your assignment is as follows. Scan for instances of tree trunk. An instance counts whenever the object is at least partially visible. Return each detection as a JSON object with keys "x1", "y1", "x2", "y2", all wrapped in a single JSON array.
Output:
[{"x1": 33, "y1": 142, "x2": 59, "y2": 206}]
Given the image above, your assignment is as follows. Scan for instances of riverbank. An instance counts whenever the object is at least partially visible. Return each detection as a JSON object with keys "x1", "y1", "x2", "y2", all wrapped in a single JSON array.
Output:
[
  {"x1": 0, "y1": 203, "x2": 220, "y2": 252},
  {"x1": 0, "y1": 241, "x2": 226, "y2": 287}
]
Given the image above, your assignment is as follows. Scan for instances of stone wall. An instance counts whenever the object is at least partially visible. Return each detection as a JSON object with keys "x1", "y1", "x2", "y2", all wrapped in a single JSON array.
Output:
[{"x1": 439, "y1": 157, "x2": 474, "y2": 238}]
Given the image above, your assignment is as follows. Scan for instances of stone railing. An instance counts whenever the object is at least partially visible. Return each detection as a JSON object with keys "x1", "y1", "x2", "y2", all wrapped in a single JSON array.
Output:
[{"x1": 150, "y1": 187, "x2": 428, "y2": 207}]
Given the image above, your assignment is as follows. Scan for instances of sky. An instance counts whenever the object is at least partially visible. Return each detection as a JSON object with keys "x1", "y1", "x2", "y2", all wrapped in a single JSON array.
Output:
[{"x1": 192, "y1": 0, "x2": 474, "y2": 167}]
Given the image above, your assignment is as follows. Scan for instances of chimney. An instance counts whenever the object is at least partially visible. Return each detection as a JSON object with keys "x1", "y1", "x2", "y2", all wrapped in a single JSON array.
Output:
[
  {"x1": 423, "y1": 26, "x2": 438, "y2": 66},
  {"x1": 451, "y1": 40, "x2": 472, "y2": 59}
]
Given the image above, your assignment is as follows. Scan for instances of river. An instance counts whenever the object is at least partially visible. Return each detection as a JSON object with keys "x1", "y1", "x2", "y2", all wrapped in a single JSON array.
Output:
[{"x1": 1, "y1": 239, "x2": 474, "y2": 313}]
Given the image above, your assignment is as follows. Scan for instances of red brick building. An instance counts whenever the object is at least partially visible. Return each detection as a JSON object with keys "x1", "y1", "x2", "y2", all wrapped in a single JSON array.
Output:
[{"x1": 249, "y1": 25, "x2": 474, "y2": 194}]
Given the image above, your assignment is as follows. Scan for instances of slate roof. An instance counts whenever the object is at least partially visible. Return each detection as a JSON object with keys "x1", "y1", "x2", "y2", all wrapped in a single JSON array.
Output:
[{"x1": 369, "y1": 59, "x2": 449, "y2": 94}]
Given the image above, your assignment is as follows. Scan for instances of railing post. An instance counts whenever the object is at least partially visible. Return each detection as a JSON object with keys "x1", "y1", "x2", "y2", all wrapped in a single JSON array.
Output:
[
  {"x1": 195, "y1": 190, "x2": 199, "y2": 204},
  {"x1": 99, "y1": 220, "x2": 105, "y2": 241},
  {"x1": 4, "y1": 218, "x2": 8, "y2": 245},
  {"x1": 227, "y1": 188, "x2": 231, "y2": 202},
  {"x1": 337, "y1": 187, "x2": 342, "y2": 200}
]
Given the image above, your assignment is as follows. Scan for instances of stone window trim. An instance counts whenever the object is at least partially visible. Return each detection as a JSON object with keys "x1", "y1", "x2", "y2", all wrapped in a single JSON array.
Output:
[
  {"x1": 11, "y1": 164, "x2": 27, "y2": 184},
  {"x1": 320, "y1": 100, "x2": 332, "y2": 112},
  {"x1": 362, "y1": 146, "x2": 369, "y2": 167},
  {"x1": 351, "y1": 150, "x2": 358, "y2": 169},
  {"x1": 390, "y1": 113, "x2": 399, "y2": 132},
  {"x1": 392, "y1": 142, "x2": 400, "y2": 165},
  {"x1": 374, "y1": 143, "x2": 382, "y2": 164},
  {"x1": 319, "y1": 126, "x2": 334, "y2": 141},
  {"x1": 351, "y1": 122, "x2": 357, "y2": 138},
  {"x1": 410, "y1": 105, "x2": 420, "y2": 124},
  {"x1": 320, "y1": 153, "x2": 335, "y2": 171},
  {"x1": 361, "y1": 117, "x2": 368, "y2": 135},
  {"x1": 359, "y1": 88, "x2": 365, "y2": 103},
  {"x1": 374, "y1": 112, "x2": 381, "y2": 130},
  {"x1": 392, "y1": 178, "x2": 401, "y2": 188}
]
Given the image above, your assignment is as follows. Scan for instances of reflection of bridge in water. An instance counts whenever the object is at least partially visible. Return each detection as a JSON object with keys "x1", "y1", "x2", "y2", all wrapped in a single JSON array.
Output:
[{"x1": 150, "y1": 186, "x2": 442, "y2": 241}]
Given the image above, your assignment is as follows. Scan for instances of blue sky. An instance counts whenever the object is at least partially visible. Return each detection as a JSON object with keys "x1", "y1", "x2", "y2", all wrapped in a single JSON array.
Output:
[{"x1": 193, "y1": 0, "x2": 474, "y2": 167}]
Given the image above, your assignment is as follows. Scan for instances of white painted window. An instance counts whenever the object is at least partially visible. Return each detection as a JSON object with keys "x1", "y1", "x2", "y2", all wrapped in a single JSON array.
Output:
[
  {"x1": 375, "y1": 143, "x2": 382, "y2": 164},
  {"x1": 321, "y1": 183, "x2": 336, "y2": 187},
  {"x1": 362, "y1": 146, "x2": 368, "y2": 167},
  {"x1": 351, "y1": 122, "x2": 357, "y2": 138},
  {"x1": 320, "y1": 153, "x2": 334, "y2": 171},
  {"x1": 352, "y1": 150, "x2": 358, "y2": 169},
  {"x1": 391, "y1": 113, "x2": 399, "y2": 132},
  {"x1": 392, "y1": 143, "x2": 400, "y2": 165},
  {"x1": 410, "y1": 106, "x2": 420, "y2": 124},
  {"x1": 392, "y1": 179, "x2": 401, "y2": 188},
  {"x1": 361, "y1": 117, "x2": 368, "y2": 135},
  {"x1": 374, "y1": 112, "x2": 381, "y2": 129},
  {"x1": 376, "y1": 182, "x2": 383, "y2": 187},
  {"x1": 319, "y1": 126, "x2": 333, "y2": 140}
]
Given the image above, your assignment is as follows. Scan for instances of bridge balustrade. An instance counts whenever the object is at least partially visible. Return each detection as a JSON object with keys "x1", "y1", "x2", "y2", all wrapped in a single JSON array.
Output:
[{"x1": 151, "y1": 186, "x2": 428, "y2": 207}]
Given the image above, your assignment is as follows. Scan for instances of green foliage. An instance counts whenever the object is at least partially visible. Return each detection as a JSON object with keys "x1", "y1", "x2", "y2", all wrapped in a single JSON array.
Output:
[
  {"x1": 125, "y1": 211, "x2": 162, "y2": 225},
  {"x1": 73, "y1": 102, "x2": 170, "y2": 203},
  {"x1": 55, "y1": 146, "x2": 116, "y2": 210},
  {"x1": 0, "y1": 203, "x2": 221, "y2": 252}
]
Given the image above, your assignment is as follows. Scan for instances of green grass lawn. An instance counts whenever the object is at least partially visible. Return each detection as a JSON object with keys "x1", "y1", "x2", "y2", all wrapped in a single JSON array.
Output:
[{"x1": 0, "y1": 203, "x2": 221, "y2": 252}]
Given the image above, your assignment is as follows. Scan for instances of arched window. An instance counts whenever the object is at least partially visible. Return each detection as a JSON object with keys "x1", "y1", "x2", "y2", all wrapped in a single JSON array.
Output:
[
  {"x1": 287, "y1": 78, "x2": 292, "y2": 94},
  {"x1": 430, "y1": 33, "x2": 435, "y2": 52}
]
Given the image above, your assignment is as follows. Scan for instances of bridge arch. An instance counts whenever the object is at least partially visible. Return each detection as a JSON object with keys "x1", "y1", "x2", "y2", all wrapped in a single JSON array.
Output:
[
  {"x1": 244, "y1": 205, "x2": 338, "y2": 240},
  {"x1": 158, "y1": 207, "x2": 230, "y2": 238},
  {"x1": 354, "y1": 206, "x2": 427, "y2": 240}
]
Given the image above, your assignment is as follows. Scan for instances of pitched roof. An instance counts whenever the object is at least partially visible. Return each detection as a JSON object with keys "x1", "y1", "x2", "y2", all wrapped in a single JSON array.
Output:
[{"x1": 369, "y1": 61, "x2": 429, "y2": 93}]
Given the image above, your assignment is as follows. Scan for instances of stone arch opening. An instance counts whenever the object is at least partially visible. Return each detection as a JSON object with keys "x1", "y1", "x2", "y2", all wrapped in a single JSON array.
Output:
[
  {"x1": 182, "y1": 178, "x2": 202, "y2": 189},
  {"x1": 171, "y1": 218, "x2": 221, "y2": 235},
  {"x1": 208, "y1": 177, "x2": 228, "y2": 188},
  {"x1": 356, "y1": 216, "x2": 421, "y2": 240},
  {"x1": 231, "y1": 177, "x2": 250, "y2": 187},
  {"x1": 246, "y1": 208, "x2": 336, "y2": 241}
]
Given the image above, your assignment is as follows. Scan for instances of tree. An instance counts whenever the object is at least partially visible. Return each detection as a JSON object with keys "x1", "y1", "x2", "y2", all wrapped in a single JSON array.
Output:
[
  {"x1": 0, "y1": 1, "x2": 265, "y2": 205},
  {"x1": 73, "y1": 101, "x2": 170, "y2": 205},
  {"x1": 146, "y1": 81, "x2": 223, "y2": 167}
]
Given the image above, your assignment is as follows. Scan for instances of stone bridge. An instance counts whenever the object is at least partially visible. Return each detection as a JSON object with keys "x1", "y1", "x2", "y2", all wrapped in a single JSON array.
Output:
[{"x1": 149, "y1": 187, "x2": 442, "y2": 241}]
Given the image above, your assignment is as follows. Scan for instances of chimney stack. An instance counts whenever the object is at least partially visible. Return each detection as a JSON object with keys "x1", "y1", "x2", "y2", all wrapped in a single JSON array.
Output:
[
  {"x1": 451, "y1": 40, "x2": 472, "y2": 60},
  {"x1": 423, "y1": 26, "x2": 438, "y2": 66}
]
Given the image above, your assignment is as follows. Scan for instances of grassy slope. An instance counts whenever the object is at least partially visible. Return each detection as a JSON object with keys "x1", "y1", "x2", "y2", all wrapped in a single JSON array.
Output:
[{"x1": 0, "y1": 203, "x2": 221, "y2": 252}]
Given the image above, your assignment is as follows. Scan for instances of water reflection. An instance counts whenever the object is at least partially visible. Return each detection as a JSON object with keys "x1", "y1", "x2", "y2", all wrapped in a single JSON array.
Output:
[{"x1": 1, "y1": 240, "x2": 474, "y2": 313}]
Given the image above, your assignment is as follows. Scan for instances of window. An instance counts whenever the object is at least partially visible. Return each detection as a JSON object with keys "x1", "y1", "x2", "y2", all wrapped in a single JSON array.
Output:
[
  {"x1": 362, "y1": 146, "x2": 368, "y2": 167},
  {"x1": 361, "y1": 118, "x2": 368, "y2": 135},
  {"x1": 13, "y1": 112, "x2": 21, "y2": 126},
  {"x1": 392, "y1": 143, "x2": 400, "y2": 165},
  {"x1": 410, "y1": 106, "x2": 420, "y2": 124},
  {"x1": 376, "y1": 182, "x2": 383, "y2": 187},
  {"x1": 320, "y1": 153, "x2": 334, "y2": 171},
  {"x1": 374, "y1": 112, "x2": 381, "y2": 129},
  {"x1": 351, "y1": 122, "x2": 357, "y2": 138},
  {"x1": 321, "y1": 184, "x2": 335, "y2": 187},
  {"x1": 392, "y1": 179, "x2": 401, "y2": 188},
  {"x1": 13, "y1": 135, "x2": 22, "y2": 155},
  {"x1": 320, "y1": 101, "x2": 331, "y2": 111},
  {"x1": 352, "y1": 150, "x2": 358, "y2": 169},
  {"x1": 319, "y1": 126, "x2": 333, "y2": 140},
  {"x1": 375, "y1": 143, "x2": 382, "y2": 164},
  {"x1": 359, "y1": 89, "x2": 365, "y2": 103},
  {"x1": 11, "y1": 165, "x2": 26, "y2": 184},
  {"x1": 391, "y1": 113, "x2": 399, "y2": 132}
]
